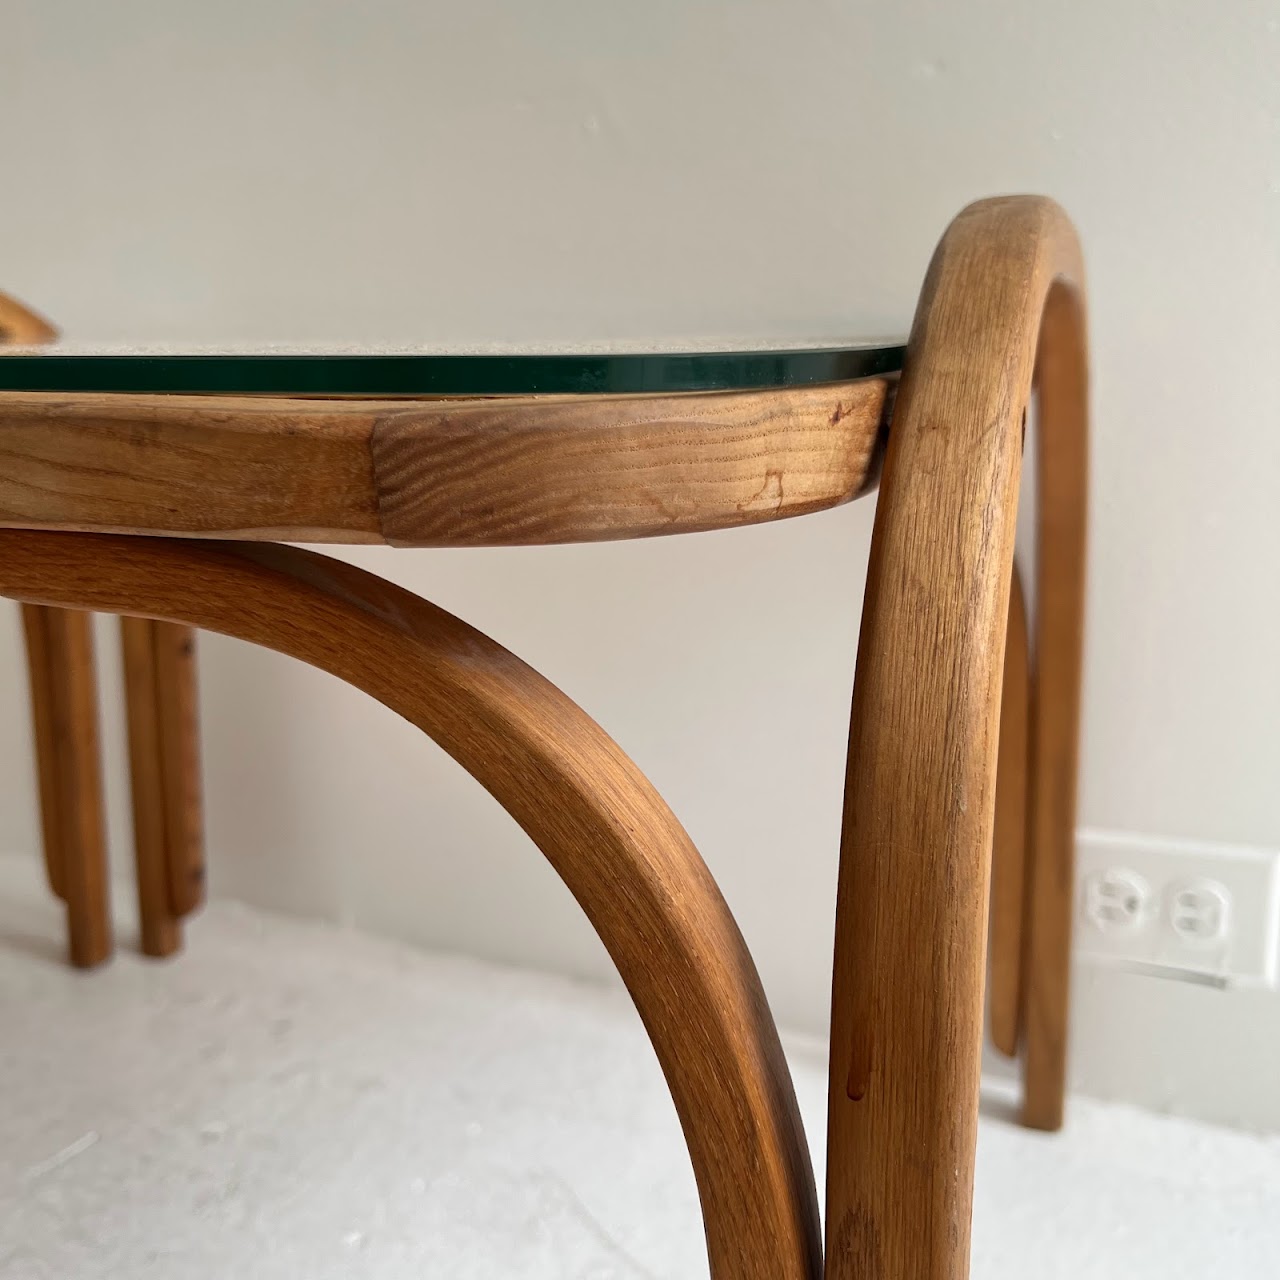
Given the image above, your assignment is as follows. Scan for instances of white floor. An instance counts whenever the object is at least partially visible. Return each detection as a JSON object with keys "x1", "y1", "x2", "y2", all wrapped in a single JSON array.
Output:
[{"x1": 2, "y1": 855, "x2": 1278, "y2": 1279}]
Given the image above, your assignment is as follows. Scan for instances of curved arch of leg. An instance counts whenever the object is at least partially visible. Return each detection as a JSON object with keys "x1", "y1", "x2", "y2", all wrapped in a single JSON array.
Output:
[
  {"x1": 0, "y1": 530, "x2": 821, "y2": 1280},
  {"x1": 825, "y1": 196, "x2": 1087, "y2": 1280}
]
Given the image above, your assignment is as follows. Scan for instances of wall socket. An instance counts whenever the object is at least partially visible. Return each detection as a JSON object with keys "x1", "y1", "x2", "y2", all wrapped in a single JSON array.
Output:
[{"x1": 1074, "y1": 830, "x2": 1280, "y2": 987}]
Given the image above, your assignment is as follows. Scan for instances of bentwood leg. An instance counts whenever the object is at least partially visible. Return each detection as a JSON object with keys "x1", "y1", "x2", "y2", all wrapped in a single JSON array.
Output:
[
  {"x1": 825, "y1": 199, "x2": 1086, "y2": 1279},
  {"x1": 990, "y1": 354, "x2": 1086, "y2": 1127},
  {"x1": 120, "y1": 617, "x2": 205, "y2": 957},
  {"x1": 1020, "y1": 283, "x2": 1088, "y2": 1132},
  {"x1": 0, "y1": 529, "x2": 822, "y2": 1280},
  {"x1": 20, "y1": 604, "x2": 112, "y2": 968},
  {"x1": 989, "y1": 565, "x2": 1030, "y2": 1057}
]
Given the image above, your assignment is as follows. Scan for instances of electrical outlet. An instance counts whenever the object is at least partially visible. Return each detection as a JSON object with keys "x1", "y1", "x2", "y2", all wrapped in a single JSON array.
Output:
[
  {"x1": 1083, "y1": 868, "x2": 1154, "y2": 934},
  {"x1": 1167, "y1": 879, "x2": 1231, "y2": 947},
  {"x1": 1074, "y1": 830, "x2": 1280, "y2": 987}
]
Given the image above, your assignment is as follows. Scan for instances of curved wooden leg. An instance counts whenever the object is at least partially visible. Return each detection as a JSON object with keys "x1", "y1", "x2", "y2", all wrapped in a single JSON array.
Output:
[
  {"x1": 121, "y1": 617, "x2": 204, "y2": 957},
  {"x1": 825, "y1": 198, "x2": 1087, "y2": 1279},
  {"x1": 989, "y1": 565, "x2": 1029, "y2": 1057},
  {"x1": 0, "y1": 529, "x2": 821, "y2": 1280},
  {"x1": 1020, "y1": 285, "x2": 1088, "y2": 1132},
  {"x1": 22, "y1": 605, "x2": 68, "y2": 903},
  {"x1": 20, "y1": 603, "x2": 112, "y2": 968}
]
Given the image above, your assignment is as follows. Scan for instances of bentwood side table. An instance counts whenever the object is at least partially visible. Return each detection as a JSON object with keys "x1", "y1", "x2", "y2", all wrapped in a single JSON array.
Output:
[{"x1": 0, "y1": 195, "x2": 1087, "y2": 1280}]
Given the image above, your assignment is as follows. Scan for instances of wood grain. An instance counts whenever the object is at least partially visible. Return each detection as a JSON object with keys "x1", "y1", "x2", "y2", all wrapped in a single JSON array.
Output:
[
  {"x1": 0, "y1": 380, "x2": 890, "y2": 546},
  {"x1": 989, "y1": 565, "x2": 1029, "y2": 1057},
  {"x1": 19, "y1": 604, "x2": 112, "y2": 967},
  {"x1": 0, "y1": 528, "x2": 822, "y2": 1280},
  {"x1": 825, "y1": 196, "x2": 1087, "y2": 1280},
  {"x1": 0, "y1": 393, "x2": 381, "y2": 542},
  {"x1": 371, "y1": 378, "x2": 889, "y2": 545}
]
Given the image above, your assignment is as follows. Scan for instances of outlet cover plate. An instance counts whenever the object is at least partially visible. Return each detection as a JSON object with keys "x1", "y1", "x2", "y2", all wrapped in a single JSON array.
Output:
[{"x1": 1074, "y1": 830, "x2": 1280, "y2": 987}]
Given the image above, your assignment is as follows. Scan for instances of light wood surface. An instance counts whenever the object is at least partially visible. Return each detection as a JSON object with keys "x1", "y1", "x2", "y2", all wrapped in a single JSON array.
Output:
[
  {"x1": 0, "y1": 380, "x2": 890, "y2": 546},
  {"x1": 371, "y1": 378, "x2": 889, "y2": 545},
  {"x1": 0, "y1": 528, "x2": 822, "y2": 1280},
  {"x1": 825, "y1": 196, "x2": 1087, "y2": 1280},
  {"x1": 990, "y1": 565, "x2": 1029, "y2": 1056},
  {"x1": 19, "y1": 604, "x2": 112, "y2": 967}
]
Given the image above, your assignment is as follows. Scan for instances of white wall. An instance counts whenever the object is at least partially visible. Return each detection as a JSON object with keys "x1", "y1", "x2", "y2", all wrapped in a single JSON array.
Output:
[{"x1": 3, "y1": 1, "x2": 1278, "y2": 1130}]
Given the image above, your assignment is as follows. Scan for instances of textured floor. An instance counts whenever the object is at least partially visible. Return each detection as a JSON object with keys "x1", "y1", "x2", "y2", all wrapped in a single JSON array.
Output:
[{"x1": 2, "y1": 854, "x2": 1279, "y2": 1279}]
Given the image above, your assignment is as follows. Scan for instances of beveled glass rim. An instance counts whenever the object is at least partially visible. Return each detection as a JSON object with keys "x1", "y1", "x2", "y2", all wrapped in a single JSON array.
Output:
[{"x1": 0, "y1": 343, "x2": 906, "y2": 396}]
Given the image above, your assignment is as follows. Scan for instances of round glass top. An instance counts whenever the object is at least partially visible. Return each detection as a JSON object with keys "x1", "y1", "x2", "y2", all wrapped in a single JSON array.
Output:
[{"x1": 0, "y1": 341, "x2": 905, "y2": 397}]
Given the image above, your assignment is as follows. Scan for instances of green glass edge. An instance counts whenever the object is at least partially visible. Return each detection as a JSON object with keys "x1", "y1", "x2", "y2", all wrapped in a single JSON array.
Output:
[{"x1": 0, "y1": 345, "x2": 905, "y2": 396}]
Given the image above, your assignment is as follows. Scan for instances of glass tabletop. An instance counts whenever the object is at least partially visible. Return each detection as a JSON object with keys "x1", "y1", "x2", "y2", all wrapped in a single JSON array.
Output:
[{"x1": 0, "y1": 341, "x2": 905, "y2": 396}]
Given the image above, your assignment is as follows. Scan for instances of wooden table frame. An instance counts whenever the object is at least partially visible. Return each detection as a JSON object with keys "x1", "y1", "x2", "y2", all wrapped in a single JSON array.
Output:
[{"x1": 0, "y1": 195, "x2": 1086, "y2": 1280}]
